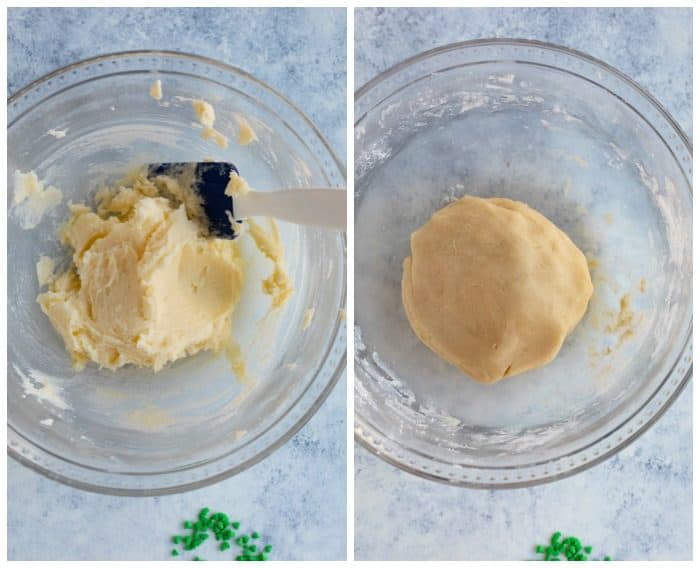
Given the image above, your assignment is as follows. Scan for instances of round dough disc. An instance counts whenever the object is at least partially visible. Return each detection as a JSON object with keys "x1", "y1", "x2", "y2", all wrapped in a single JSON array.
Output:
[{"x1": 402, "y1": 196, "x2": 593, "y2": 384}]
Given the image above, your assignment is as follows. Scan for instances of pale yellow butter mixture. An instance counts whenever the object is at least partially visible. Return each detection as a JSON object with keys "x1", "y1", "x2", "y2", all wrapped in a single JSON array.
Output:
[
  {"x1": 36, "y1": 88, "x2": 291, "y2": 373},
  {"x1": 38, "y1": 173, "x2": 245, "y2": 371}
]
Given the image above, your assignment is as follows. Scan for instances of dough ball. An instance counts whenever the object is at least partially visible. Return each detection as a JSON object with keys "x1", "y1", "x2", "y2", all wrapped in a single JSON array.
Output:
[{"x1": 401, "y1": 196, "x2": 593, "y2": 384}]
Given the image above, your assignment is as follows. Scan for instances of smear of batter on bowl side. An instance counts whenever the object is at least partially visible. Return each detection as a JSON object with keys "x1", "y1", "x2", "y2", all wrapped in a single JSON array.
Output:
[
  {"x1": 604, "y1": 293, "x2": 638, "y2": 346},
  {"x1": 246, "y1": 217, "x2": 294, "y2": 308},
  {"x1": 11, "y1": 170, "x2": 63, "y2": 229},
  {"x1": 36, "y1": 256, "x2": 55, "y2": 286},
  {"x1": 17, "y1": 365, "x2": 70, "y2": 410},
  {"x1": 234, "y1": 113, "x2": 258, "y2": 145},
  {"x1": 586, "y1": 266, "x2": 645, "y2": 367},
  {"x1": 149, "y1": 79, "x2": 163, "y2": 101},
  {"x1": 48, "y1": 128, "x2": 68, "y2": 139},
  {"x1": 126, "y1": 404, "x2": 175, "y2": 431},
  {"x1": 192, "y1": 98, "x2": 229, "y2": 149},
  {"x1": 302, "y1": 308, "x2": 315, "y2": 330}
]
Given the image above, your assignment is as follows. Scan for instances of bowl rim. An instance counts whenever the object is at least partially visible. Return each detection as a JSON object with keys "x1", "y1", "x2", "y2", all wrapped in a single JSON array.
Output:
[
  {"x1": 8, "y1": 49, "x2": 347, "y2": 496},
  {"x1": 11, "y1": 48, "x2": 349, "y2": 179},
  {"x1": 353, "y1": 37, "x2": 692, "y2": 488},
  {"x1": 355, "y1": 37, "x2": 692, "y2": 155}
]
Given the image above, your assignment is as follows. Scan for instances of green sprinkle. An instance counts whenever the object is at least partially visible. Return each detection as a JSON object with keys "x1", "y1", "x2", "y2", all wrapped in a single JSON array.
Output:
[
  {"x1": 533, "y1": 531, "x2": 612, "y2": 562},
  {"x1": 172, "y1": 509, "x2": 273, "y2": 562}
]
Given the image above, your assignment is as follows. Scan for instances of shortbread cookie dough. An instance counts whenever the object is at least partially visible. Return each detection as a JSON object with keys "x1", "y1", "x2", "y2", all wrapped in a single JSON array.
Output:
[
  {"x1": 35, "y1": 83, "x2": 293, "y2": 374},
  {"x1": 402, "y1": 196, "x2": 593, "y2": 384},
  {"x1": 37, "y1": 172, "x2": 245, "y2": 371}
]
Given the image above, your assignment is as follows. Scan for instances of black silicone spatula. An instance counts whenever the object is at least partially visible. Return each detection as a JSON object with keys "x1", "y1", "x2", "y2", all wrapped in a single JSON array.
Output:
[{"x1": 148, "y1": 162, "x2": 346, "y2": 239}]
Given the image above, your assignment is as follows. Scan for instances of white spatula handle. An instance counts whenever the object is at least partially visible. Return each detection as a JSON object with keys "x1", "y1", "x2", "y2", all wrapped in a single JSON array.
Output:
[{"x1": 234, "y1": 188, "x2": 346, "y2": 231}]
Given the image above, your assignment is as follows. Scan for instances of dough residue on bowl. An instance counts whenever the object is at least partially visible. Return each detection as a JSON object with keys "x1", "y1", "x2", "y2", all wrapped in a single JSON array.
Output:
[
  {"x1": 48, "y1": 128, "x2": 68, "y2": 139},
  {"x1": 125, "y1": 404, "x2": 176, "y2": 431},
  {"x1": 192, "y1": 98, "x2": 229, "y2": 149},
  {"x1": 234, "y1": 113, "x2": 258, "y2": 145},
  {"x1": 149, "y1": 79, "x2": 163, "y2": 101},
  {"x1": 36, "y1": 256, "x2": 55, "y2": 286},
  {"x1": 12, "y1": 170, "x2": 63, "y2": 229},
  {"x1": 302, "y1": 307, "x2": 315, "y2": 330},
  {"x1": 245, "y1": 217, "x2": 294, "y2": 308}
]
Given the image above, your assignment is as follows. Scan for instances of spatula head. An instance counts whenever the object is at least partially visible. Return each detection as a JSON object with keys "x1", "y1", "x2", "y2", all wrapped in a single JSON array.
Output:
[{"x1": 147, "y1": 162, "x2": 240, "y2": 239}]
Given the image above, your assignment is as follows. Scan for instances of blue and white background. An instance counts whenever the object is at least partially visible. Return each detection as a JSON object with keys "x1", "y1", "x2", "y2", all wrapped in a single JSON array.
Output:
[
  {"x1": 354, "y1": 7, "x2": 692, "y2": 561},
  {"x1": 8, "y1": 7, "x2": 347, "y2": 561}
]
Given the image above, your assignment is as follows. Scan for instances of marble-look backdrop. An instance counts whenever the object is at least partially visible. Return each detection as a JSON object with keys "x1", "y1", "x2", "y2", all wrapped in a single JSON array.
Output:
[
  {"x1": 354, "y1": 7, "x2": 691, "y2": 561},
  {"x1": 8, "y1": 7, "x2": 347, "y2": 561}
]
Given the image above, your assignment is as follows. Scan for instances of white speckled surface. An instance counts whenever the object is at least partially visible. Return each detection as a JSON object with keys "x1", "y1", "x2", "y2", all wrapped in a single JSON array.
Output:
[
  {"x1": 8, "y1": 7, "x2": 346, "y2": 561},
  {"x1": 354, "y1": 7, "x2": 691, "y2": 561}
]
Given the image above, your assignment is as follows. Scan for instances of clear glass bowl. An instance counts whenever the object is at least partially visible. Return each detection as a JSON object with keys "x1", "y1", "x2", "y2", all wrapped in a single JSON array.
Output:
[
  {"x1": 354, "y1": 39, "x2": 692, "y2": 487},
  {"x1": 8, "y1": 51, "x2": 346, "y2": 494}
]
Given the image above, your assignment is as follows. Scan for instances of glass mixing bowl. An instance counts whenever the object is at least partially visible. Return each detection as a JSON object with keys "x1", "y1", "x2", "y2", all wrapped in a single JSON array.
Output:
[
  {"x1": 355, "y1": 39, "x2": 692, "y2": 487},
  {"x1": 8, "y1": 51, "x2": 346, "y2": 494}
]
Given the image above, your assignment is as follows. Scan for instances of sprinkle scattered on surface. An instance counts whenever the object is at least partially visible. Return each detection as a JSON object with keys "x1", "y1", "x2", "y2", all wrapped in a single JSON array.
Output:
[
  {"x1": 170, "y1": 508, "x2": 271, "y2": 561},
  {"x1": 534, "y1": 531, "x2": 613, "y2": 561}
]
